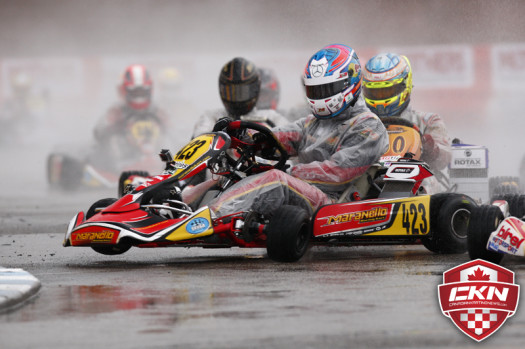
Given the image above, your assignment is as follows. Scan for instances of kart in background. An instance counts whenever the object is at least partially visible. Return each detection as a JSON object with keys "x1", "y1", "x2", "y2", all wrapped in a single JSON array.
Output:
[
  {"x1": 63, "y1": 119, "x2": 477, "y2": 262},
  {"x1": 47, "y1": 113, "x2": 164, "y2": 191}
]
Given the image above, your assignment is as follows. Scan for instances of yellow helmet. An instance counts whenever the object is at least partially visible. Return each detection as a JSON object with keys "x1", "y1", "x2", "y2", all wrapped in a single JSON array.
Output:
[{"x1": 363, "y1": 53, "x2": 413, "y2": 117}]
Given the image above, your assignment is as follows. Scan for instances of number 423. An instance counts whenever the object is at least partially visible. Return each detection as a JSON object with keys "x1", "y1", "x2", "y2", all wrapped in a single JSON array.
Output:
[{"x1": 401, "y1": 203, "x2": 428, "y2": 234}]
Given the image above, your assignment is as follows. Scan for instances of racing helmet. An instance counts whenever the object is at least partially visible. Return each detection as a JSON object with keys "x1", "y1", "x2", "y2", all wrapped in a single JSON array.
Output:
[
  {"x1": 363, "y1": 53, "x2": 413, "y2": 117},
  {"x1": 303, "y1": 44, "x2": 362, "y2": 119},
  {"x1": 219, "y1": 57, "x2": 260, "y2": 117},
  {"x1": 120, "y1": 64, "x2": 153, "y2": 110},
  {"x1": 256, "y1": 67, "x2": 280, "y2": 110}
]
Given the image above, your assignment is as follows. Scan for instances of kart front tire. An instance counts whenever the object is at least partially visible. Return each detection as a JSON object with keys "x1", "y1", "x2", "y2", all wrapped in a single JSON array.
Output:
[
  {"x1": 266, "y1": 205, "x2": 311, "y2": 263},
  {"x1": 423, "y1": 193, "x2": 476, "y2": 254},
  {"x1": 467, "y1": 205, "x2": 504, "y2": 264},
  {"x1": 86, "y1": 198, "x2": 132, "y2": 255},
  {"x1": 90, "y1": 244, "x2": 132, "y2": 256}
]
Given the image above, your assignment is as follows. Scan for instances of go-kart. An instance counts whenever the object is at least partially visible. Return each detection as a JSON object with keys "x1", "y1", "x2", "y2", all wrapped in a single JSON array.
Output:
[
  {"x1": 47, "y1": 113, "x2": 165, "y2": 191},
  {"x1": 63, "y1": 118, "x2": 476, "y2": 262},
  {"x1": 467, "y1": 194, "x2": 525, "y2": 264}
]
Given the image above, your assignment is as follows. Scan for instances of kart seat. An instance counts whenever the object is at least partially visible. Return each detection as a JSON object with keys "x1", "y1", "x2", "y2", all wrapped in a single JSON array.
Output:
[{"x1": 336, "y1": 165, "x2": 381, "y2": 203}]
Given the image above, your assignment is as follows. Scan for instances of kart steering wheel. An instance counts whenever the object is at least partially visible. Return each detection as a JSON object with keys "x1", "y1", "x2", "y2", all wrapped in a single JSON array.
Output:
[{"x1": 221, "y1": 120, "x2": 289, "y2": 175}]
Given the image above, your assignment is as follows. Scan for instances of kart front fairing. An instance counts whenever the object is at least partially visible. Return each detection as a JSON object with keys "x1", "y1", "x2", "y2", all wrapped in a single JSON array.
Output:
[
  {"x1": 63, "y1": 131, "x2": 244, "y2": 249},
  {"x1": 64, "y1": 194, "x2": 217, "y2": 248},
  {"x1": 63, "y1": 126, "x2": 286, "y2": 250}
]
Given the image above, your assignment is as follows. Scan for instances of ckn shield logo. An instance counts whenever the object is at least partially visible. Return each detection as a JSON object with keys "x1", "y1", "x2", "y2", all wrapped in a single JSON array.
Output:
[{"x1": 438, "y1": 259, "x2": 520, "y2": 341}]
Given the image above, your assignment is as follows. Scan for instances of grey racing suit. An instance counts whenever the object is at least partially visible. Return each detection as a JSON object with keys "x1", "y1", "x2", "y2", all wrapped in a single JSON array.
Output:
[
  {"x1": 207, "y1": 96, "x2": 389, "y2": 217},
  {"x1": 398, "y1": 106, "x2": 452, "y2": 192}
]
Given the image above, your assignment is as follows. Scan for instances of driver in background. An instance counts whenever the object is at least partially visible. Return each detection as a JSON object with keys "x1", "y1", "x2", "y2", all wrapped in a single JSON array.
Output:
[
  {"x1": 93, "y1": 64, "x2": 171, "y2": 158},
  {"x1": 185, "y1": 44, "x2": 388, "y2": 217},
  {"x1": 185, "y1": 58, "x2": 289, "y2": 188},
  {"x1": 192, "y1": 58, "x2": 289, "y2": 138},
  {"x1": 362, "y1": 53, "x2": 452, "y2": 193}
]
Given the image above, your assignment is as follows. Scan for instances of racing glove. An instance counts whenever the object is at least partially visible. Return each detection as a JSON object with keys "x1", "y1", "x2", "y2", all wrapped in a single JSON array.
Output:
[
  {"x1": 213, "y1": 117, "x2": 234, "y2": 132},
  {"x1": 421, "y1": 134, "x2": 439, "y2": 163}
]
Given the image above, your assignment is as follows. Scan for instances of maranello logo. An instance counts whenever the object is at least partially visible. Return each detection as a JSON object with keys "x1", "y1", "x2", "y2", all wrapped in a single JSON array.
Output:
[{"x1": 438, "y1": 259, "x2": 520, "y2": 342}]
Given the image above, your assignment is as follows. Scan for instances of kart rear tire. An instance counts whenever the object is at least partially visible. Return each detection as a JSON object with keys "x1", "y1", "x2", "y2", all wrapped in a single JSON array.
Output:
[
  {"x1": 467, "y1": 205, "x2": 504, "y2": 264},
  {"x1": 422, "y1": 193, "x2": 476, "y2": 254},
  {"x1": 491, "y1": 194, "x2": 525, "y2": 219},
  {"x1": 118, "y1": 170, "x2": 150, "y2": 197},
  {"x1": 266, "y1": 205, "x2": 311, "y2": 262},
  {"x1": 86, "y1": 198, "x2": 132, "y2": 255}
]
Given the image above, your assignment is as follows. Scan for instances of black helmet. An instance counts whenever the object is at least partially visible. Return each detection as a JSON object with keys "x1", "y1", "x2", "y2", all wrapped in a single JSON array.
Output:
[{"x1": 219, "y1": 57, "x2": 260, "y2": 117}]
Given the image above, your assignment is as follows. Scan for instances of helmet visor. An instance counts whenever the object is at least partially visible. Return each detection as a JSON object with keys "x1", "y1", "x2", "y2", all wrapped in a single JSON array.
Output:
[
  {"x1": 363, "y1": 82, "x2": 405, "y2": 100},
  {"x1": 220, "y1": 83, "x2": 257, "y2": 102},
  {"x1": 126, "y1": 86, "x2": 151, "y2": 100},
  {"x1": 305, "y1": 80, "x2": 348, "y2": 100}
]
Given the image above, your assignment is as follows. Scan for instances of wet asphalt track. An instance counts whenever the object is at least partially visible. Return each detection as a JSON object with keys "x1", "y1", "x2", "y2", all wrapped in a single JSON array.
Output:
[{"x1": 1, "y1": 147, "x2": 525, "y2": 348}]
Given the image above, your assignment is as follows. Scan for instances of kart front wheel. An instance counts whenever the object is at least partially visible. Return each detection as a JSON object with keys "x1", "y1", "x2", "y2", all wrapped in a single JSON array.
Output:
[
  {"x1": 86, "y1": 198, "x2": 132, "y2": 255},
  {"x1": 467, "y1": 205, "x2": 504, "y2": 264},
  {"x1": 266, "y1": 205, "x2": 311, "y2": 262},
  {"x1": 423, "y1": 193, "x2": 476, "y2": 254}
]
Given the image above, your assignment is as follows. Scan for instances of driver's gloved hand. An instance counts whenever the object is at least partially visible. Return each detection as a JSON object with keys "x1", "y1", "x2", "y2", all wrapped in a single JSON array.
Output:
[
  {"x1": 252, "y1": 132, "x2": 274, "y2": 158},
  {"x1": 252, "y1": 132, "x2": 269, "y2": 145},
  {"x1": 213, "y1": 117, "x2": 234, "y2": 132}
]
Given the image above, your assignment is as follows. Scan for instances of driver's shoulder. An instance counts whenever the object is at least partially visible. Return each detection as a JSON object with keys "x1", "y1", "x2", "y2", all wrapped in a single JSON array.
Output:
[{"x1": 401, "y1": 108, "x2": 441, "y2": 127}]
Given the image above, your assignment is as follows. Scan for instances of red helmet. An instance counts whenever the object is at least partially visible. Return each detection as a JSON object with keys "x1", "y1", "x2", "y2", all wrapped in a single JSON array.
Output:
[{"x1": 120, "y1": 64, "x2": 153, "y2": 110}]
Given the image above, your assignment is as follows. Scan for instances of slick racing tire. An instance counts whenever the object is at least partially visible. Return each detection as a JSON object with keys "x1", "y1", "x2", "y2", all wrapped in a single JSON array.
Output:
[
  {"x1": 266, "y1": 205, "x2": 311, "y2": 263},
  {"x1": 422, "y1": 193, "x2": 476, "y2": 254},
  {"x1": 467, "y1": 205, "x2": 504, "y2": 264},
  {"x1": 491, "y1": 194, "x2": 525, "y2": 219},
  {"x1": 118, "y1": 170, "x2": 150, "y2": 197},
  {"x1": 86, "y1": 198, "x2": 132, "y2": 255}
]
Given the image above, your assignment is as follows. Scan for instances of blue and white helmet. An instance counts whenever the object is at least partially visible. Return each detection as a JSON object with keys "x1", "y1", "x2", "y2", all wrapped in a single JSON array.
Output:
[{"x1": 303, "y1": 44, "x2": 362, "y2": 119}]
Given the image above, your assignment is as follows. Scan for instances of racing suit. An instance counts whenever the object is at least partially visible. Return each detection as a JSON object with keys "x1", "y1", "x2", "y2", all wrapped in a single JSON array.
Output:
[
  {"x1": 398, "y1": 106, "x2": 452, "y2": 192},
  {"x1": 206, "y1": 96, "x2": 389, "y2": 217},
  {"x1": 94, "y1": 104, "x2": 170, "y2": 143},
  {"x1": 92, "y1": 103, "x2": 170, "y2": 168}
]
